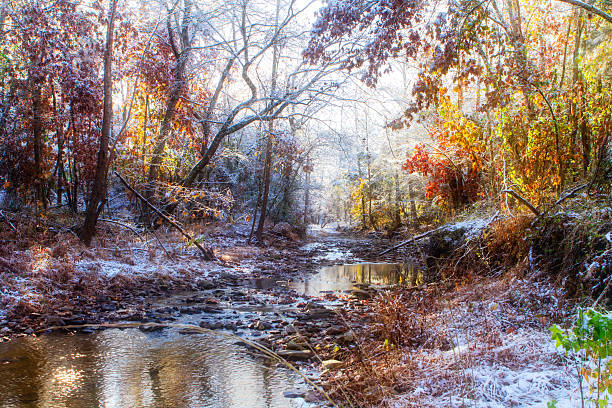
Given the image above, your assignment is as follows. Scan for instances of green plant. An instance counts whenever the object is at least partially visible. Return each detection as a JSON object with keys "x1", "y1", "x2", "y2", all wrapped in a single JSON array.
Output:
[{"x1": 550, "y1": 308, "x2": 612, "y2": 407}]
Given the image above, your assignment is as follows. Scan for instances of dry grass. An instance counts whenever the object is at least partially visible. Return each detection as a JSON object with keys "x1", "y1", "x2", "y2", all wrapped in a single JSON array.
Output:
[
  {"x1": 0, "y1": 211, "x2": 212, "y2": 333},
  {"x1": 322, "y1": 274, "x2": 572, "y2": 407}
]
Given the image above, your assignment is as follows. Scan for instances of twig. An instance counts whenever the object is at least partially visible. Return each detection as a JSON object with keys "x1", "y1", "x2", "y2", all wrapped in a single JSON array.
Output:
[
  {"x1": 0, "y1": 210, "x2": 17, "y2": 232},
  {"x1": 593, "y1": 275, "x2": 611, "y2": 307},
  {"x1": 149, "y1": 227, "x2": 173, "y2": 259},
  {"x1": 114, "y1": 171, "x2": 215, "y2": 260},
  {"x1": 98, "y1": 218, "x2": 145, "y2": 242}
]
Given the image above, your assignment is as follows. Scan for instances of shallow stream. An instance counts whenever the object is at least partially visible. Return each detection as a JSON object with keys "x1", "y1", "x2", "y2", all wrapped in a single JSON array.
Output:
[{"x1": 0, "y1": 259, "x2": 414, "y2": 407}]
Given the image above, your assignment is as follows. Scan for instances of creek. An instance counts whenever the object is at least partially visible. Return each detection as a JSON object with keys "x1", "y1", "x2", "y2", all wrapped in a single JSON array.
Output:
[{"x1": 0, "y1": 238, "x2": 413, "y2": 408}]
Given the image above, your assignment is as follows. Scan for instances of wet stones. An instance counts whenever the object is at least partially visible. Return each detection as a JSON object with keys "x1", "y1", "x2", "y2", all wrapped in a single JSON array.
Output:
[
  {"x1": 201, "y1": 306, "x2": 222, "y2": 314},
  {"x1": 249, "y1": 320, "x2": 272, "y2": 331},
  {"x1": 283, "y1": 390, "x2": 305, "y2": 399},
  {"x1": 196, "y1": 279, "x2": 215, "y2": 290},
  {"x1": 277, "y1": 349, "x2": 313, "y2": 360},
  {"x1": 302, "y1": 305, "x2": 335, "y2": 320},
  {"x1": 285, "y1": 339, "x2": 308, "y2": 350}
]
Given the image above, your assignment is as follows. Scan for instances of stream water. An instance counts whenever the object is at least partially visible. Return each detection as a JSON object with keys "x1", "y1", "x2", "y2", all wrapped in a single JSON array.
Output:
[
  {"x1": 0, "y1": 328, "x2": 309, "y2": 408},
  {"x1": 0, "y1": 261, "x2": 414, "y2": 407},
  {"x1": 291, "y1": 262, "x2": 422, "y2": 297}
]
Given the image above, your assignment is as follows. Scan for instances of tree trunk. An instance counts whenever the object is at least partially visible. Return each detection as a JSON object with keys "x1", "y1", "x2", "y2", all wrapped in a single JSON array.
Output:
[
  {"x1": 254, "y1": 0, "x2": 281, "y2": 244},
  {"x1": 408, "y1": 182, "x2": 418, "y2": 225},
  {"x1": 80, "y1": 0, "x2": 117, "y2": 246},
  {"x1": 52, "y1": 84, "x2": 64, "y2": 205},
  {"x1": 304, "y1": 156, "x2": 311, "y2": 225},
  {"x1": 31, "y1": 83, "x2": 46, "y2": 209}
]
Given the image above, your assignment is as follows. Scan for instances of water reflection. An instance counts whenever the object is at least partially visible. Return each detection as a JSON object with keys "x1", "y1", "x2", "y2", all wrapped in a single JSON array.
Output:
[
  {"x1": 292, "y1": 263, "x2": 422, "y2": 297},
  {"x1": 0, "y1": 329, "x2": 309, "y2": 408}
]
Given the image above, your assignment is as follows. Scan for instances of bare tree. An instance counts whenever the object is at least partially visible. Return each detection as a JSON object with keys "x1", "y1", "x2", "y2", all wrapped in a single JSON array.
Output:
[
  {"x1": 80, "y1": 0, "x2": 117, "y2": 245},
  {"x1": 146, "y1": 0, "x2": 193, "y2": 202},
  {"x1": 158, "y1": 0, "x2": 345, "y2": 216}
]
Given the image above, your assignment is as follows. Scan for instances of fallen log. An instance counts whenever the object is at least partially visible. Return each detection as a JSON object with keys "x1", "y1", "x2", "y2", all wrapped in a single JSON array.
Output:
[
  {"x1": 381, "y1": 212, "x2": 500, "y2": 256},
  {"x1": 501, "y1": 189, "x2": 540, "y2": 217},
  {"x1": 379, "y1": 224, "x2": 449, "y2": 255},
  {"x1": 114, "y1": 171, "x2": 215, "y2": 260}
]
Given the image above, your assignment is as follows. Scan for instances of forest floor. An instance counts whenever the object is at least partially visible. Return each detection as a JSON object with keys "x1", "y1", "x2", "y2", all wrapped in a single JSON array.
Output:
[{"x1": 0, "y1": 211, "x2": 605, "y2": 407}]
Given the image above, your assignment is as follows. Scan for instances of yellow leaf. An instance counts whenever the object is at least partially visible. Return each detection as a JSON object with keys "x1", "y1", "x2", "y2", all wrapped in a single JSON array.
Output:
[{"x1": 2, "y1": 181, "x2": 9, "y2": 189}]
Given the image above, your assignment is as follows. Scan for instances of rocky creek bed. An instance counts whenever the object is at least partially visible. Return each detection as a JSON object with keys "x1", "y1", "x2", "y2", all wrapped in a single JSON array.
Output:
[{"x1": 0, "y1": 225, "x2": 406, "y2": 407}]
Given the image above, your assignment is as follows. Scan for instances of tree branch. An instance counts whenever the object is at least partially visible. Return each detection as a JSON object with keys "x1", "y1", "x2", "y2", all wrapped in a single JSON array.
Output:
[
  {"x1": 555, "y1": 0, "x2": 612, "y2": 24},
  {"x1": 115, "y1": 171, "x2": 215, "y2": 260},
  {"x1": 502, "y1": 189, "x2": 540, "y2": 217}
]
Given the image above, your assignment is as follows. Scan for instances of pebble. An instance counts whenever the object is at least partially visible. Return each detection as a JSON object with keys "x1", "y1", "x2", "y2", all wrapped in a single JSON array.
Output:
[
  {"x1": 277, "y1": 349, "x2": 313, "y2": 360},
  {"x1": 322, "y1": 359, "x2": 344, "y2": 370}
]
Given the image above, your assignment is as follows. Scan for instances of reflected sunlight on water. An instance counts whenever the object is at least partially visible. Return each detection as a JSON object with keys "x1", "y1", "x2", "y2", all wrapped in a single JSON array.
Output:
[
  {"x1": 291, "y1": 263, "x2": 422, "y2": 296},
  {"x1": 0, "y1": 329, "x2": 310, "y2": 408}
]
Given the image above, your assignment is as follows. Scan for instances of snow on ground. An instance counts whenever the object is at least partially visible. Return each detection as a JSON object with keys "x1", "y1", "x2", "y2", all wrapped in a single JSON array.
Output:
[
  {"x1": 379, "y1": 276, "x2": 586, "y2": 408},
  {"x1": 390, "y1": 328, "x2": 581, "y2": 408}
]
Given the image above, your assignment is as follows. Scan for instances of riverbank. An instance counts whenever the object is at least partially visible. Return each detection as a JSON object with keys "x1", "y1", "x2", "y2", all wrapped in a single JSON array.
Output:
[
  {"x1": 0, "y1": 216, "x2": 390, "y2": 341},
  {"x1": 0, "y1": 207, "x2": 609, "y2": 407}
]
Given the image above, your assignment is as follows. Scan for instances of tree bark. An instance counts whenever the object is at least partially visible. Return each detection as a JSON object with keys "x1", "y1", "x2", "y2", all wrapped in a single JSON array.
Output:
[
  {"x1": 52, "y1": 84, "x2": 64, "y2": 205},
  {"x1": 80, "y1": 0, "x2": 117, "y2": 246},
  {"x1": 304, "y1": 156, "x2": 311, "y2": 225},
  {"x1": 254, "y1": 0, "x2": 281, "y2": 244},
  {"x1": 31, "y1": 82, "x2": 46, "y2": 209}
]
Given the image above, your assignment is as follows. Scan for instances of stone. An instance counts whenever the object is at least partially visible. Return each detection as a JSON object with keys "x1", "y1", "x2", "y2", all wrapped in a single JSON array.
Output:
[
  {"x1": 286, "y1": 340, "x2": 307, "y2": 350},
  {"x1": 276, "y1": 350, "x2": 313, "y2": 360},
  {"x1": 201, "y1": 306, "x2": 222, "y2": 314},
  {"x1": 322, "y1": 359, "x2": 344, "y2": 370},
  {"x1": 338, "y1": 332, "x2": 356, "y2": 344},
  {"x1": 197, "y1": 279, "x2": 215, "y2": 290},
  {"x1": 349, "y1": 289, "x2": 371, "y2": 300},
  {"x1": 283, "y1": 390, "x2": 305, "y2": 399},
  {"x1": 251, "y1": 320, "x2": 266, "y2": 330},
  {"x1": 325, "y1": 325, "x2": 346, "y2": 335}
]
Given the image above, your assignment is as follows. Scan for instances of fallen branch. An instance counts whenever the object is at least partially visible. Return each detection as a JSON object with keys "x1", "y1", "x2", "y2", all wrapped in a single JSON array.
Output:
[
  {"x1": 98, "y1": 218, "x2": 145, "y2": 242},
  {"x1": 381, "y1": 212, "x2": 500, "y2": 256},
  {"x1": 593, "y1": 274, "x2": 611, "y2": 307},
  {"x1": 502, "y1": 189, "x2": 540, "y2": 217},
  {"x1": 529, "y1": 183, "x2": 590, "y2": 227},
  {"x1": 114, "y1": 171, "x2": 215, "y2": 260},
  {"x1": 380, "y1": 224, "x2": 449, "y2": 255},
  {"x1": 534, "y1": 183, "x2": 589, "y2": 223}
]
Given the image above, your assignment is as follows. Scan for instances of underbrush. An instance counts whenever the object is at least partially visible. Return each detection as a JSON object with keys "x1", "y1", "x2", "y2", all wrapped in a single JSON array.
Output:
[
  {"x1": 447, "y1": 201, "x2": 611, "y2": 305},
  {"x1": 323, "y1": 276, "x2": 571, "y2": 407},
  {"x1": 0, "y1": 212, "x2": 207, "y2": 336},
  {"x1": 323, "y1": 199, "x2": 610, "y2": 407}
]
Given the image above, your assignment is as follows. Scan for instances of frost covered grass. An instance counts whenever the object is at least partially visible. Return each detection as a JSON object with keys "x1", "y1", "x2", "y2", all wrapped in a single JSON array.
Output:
[
  {"x1": 0, "y1": 215, "x2": 228, "y2": 335},
  {"x1": 322, "y1": 276, "x2": 581, "y2": 407}
]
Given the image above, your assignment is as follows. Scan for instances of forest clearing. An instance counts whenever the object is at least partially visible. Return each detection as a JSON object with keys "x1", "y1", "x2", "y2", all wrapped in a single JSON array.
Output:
[{"x1": 0, "y1": 0, "x2": 610, "y2": 407}]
